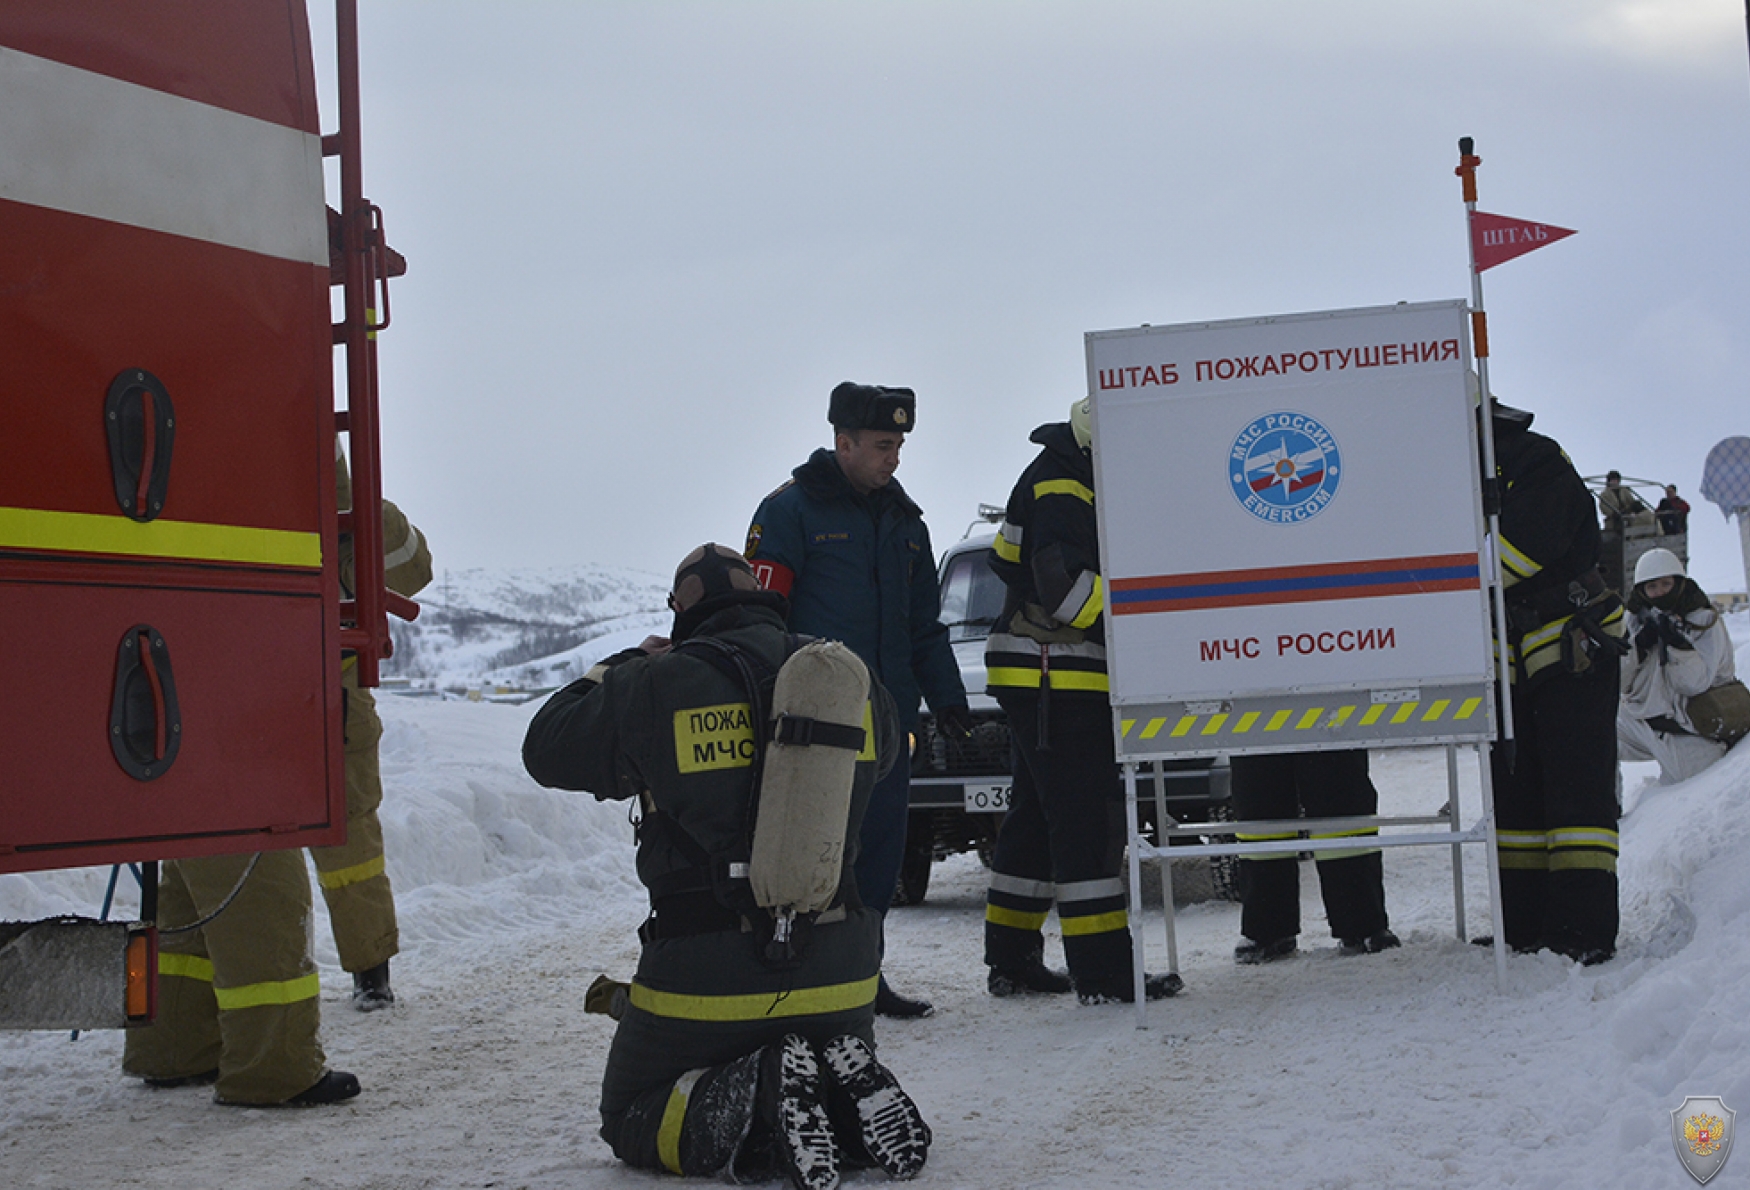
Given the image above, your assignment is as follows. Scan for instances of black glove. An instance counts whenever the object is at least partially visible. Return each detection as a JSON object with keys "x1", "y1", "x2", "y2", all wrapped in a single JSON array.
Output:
[
  {"x1": 1633, "y1": 617, "x2": 1662, "y2": 656},
  {"x1": 937, "y1": 704, "x2": 976, "y2": 741},
  {"x1": 1655, "y1": 612, "x2": 1694, "y2": 651}
]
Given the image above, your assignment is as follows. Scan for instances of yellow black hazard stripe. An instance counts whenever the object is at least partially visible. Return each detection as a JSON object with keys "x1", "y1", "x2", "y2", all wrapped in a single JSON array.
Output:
[{"x1": 1120, "y1": 696, "x2": 1485, "y2": 742}]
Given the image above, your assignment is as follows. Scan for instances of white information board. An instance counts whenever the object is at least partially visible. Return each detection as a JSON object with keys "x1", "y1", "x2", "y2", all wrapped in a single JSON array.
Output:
[{"x1": 1085, "y1": 301, "x2": 1495, "y2": 759}]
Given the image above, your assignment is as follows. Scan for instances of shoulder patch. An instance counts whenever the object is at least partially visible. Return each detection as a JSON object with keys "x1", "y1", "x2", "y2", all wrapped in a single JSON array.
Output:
[{"x1": 763, "y1": 477, "x2": 797, "y2": 502}]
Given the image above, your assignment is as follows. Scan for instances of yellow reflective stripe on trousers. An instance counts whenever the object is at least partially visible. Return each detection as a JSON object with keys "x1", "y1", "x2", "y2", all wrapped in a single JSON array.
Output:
[
  {"x1": 212, "y1": 971, "x2": 321, "y2": 1011},
  {"x1": 317, "y1": 854, "x2": 386, "y2": 890},
  {"x1": 157, "y1": 952, "x2": 215, "y2": 983},
  {"x1": 657, "y1": 1068, "x2": 707, "y2": 1174},
  {"x1": 986, "y1": 904, "x2": 1050, "y2": 932},
  {"x1": 1060, "y1": 910, "x2": 1128, "y2": 937},
  {"x1": 1496, "y1": 829, "x2": 1549, "y2": 870},
  {"x1": 628, "y1": 975, "x2": 877, "y2": 1022},
  {"x1": 0, "y1": 506, "x2": 321, "y2": 569},
  {"x1": 1235, "y1": 831, "x2": 1299, "y2": 860},
  {"x1": 1549, "y1": 826, "x2": 1619, "y2": 873},
  {"x1": 1309, "y1": 827, "x2": 1381, "y2": 861}
]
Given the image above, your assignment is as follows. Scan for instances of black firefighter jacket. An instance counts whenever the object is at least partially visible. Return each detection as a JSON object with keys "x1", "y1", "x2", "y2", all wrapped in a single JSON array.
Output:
[
  {"x1": 521, "y1": 595, "x2": 901, "y2": 1115},
  {"x1": 985, "y1": 421, "x2": 1109, "y2": 699}
]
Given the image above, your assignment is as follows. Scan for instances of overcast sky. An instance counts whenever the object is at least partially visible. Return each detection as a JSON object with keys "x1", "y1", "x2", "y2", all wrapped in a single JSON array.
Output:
[{"x1": 310, "y1": 1, "x2": 1750, "y2": 595}]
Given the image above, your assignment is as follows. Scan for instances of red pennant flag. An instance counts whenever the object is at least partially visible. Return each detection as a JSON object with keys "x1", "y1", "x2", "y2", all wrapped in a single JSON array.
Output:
[{"x1": 1469, "y1": 211, "x2": 1576, "y2": 272}]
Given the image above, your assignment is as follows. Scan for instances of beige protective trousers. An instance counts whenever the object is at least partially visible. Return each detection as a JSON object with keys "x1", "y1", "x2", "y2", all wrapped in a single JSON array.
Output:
[
  {"x1": 307, "y1": 677, "x2": 400, "y2": 972},
  {"x1": 122, "y1": 850, "x2": 326, "y2": 1104}
]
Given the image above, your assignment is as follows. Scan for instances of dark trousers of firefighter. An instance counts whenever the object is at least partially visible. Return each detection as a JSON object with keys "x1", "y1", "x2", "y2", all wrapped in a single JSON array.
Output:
[
  {"x1": 121, "y1": 850, "x2": 326, "y2": 1104},
  {"x1": 985, "y1": 693, "x2": 1132, "y2": 990},
  {"x1": 853, "y1": 752, "x2": 911, "y2": 916},
  {"x1": 1490, "y1": 653, "x2": 1621, "y2": 955},
  {"x1": 307, "y1": 680, "x2": 399, "y2": 973},
  {"x1": 1231, "y1": 749, "x2": 1389, "y2": 944}
]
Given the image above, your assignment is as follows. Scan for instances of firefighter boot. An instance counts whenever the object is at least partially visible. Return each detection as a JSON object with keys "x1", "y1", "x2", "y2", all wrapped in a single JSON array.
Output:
[
  {"x1": 987, "y1": 946, "x2": 1073, "y2": 997},
  {"x1": 1075, "y1": 972, "x2": 1184, "y2": 1005},
  {"x1": 818, "y1": 1034, "x2": 931, "y2": 1180},
  {"x1": 352, "y1": 960, "x2": 394, "y2": 1011},
  {"x1": 757, "y1": 1034, "x2": 839, "y2": 1190}
]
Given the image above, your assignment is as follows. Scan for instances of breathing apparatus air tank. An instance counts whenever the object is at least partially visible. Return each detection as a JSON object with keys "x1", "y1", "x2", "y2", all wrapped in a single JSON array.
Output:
[{"x1": 749, "y1": 640, "x2": 870, "y2": 938}]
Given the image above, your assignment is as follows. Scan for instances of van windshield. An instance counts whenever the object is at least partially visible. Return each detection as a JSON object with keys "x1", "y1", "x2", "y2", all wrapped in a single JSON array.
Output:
[{"x1": 938, "y1": 546, "x2": 1006, "y2": 642}]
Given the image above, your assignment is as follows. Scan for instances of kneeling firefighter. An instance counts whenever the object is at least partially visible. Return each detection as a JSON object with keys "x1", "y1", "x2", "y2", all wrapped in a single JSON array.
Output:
[{"x1": 522, "y1": 544, "x2": 931, "y2": 1190}]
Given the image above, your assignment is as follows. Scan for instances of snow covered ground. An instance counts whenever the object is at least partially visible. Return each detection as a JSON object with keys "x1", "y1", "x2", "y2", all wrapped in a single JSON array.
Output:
[{"x1": 4, "y1": 617, "x2": 1749, "y2": 1189}]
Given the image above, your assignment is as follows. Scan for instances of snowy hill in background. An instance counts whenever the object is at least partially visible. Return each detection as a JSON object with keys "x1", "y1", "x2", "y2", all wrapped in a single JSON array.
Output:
[{"x1": 384, "y1": 563, "x2": 670, "y2": 691}]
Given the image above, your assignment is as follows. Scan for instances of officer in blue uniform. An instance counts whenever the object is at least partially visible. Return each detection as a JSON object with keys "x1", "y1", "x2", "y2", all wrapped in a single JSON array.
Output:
[{"x1": 746, "y1": 382, "x2": 972, "y2": 1018}]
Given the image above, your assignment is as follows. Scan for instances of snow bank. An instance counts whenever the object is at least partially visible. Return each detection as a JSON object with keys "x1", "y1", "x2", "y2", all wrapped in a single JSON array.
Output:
[{"x1": 3, "y1": 620, "x2": 1749, "y2": 1188}]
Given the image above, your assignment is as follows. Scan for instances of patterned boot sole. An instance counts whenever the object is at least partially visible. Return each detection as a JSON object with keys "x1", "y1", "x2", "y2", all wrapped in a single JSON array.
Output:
[
  {"x1": 762, "y1": 1034, "x2": 839, "y2": 1190},
  {"x1": 818, "y1": 1035, "x2": 931, "y2": 1180}
]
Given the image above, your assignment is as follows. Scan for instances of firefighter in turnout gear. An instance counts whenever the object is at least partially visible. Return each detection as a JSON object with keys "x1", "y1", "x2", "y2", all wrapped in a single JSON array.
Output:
[
  {"x1": 121, "y1": 850, "x2": 360, "y2": 1106},
  {"x1": 1229, "y1": 749, "x2": 1397, "y2": 963},
  {"x1": 312, "y1": 443, "x2": 432, "y2": 1009},
  {"x1": 522, "y1": 545, "x2": 930, "y2": 1189},
  {"x1": 1489, "y1": 400, "x2": 1626, "y2": 964},
  {"x1": 745, "y1": 381, "x2": 971, "y2": 1019},
  {"x1": 982, "y1": 398, "x2": 1181, "y2": 1005}
]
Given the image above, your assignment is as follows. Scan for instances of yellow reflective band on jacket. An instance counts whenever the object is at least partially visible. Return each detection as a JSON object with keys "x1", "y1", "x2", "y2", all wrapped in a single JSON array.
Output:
[
  {"x1": 213, "y1": 971, "x2": 322, "y2": 1011},
  {"x1": 993, "y1": 521, "x2": 1023, "y2": 563},
  {"x1": 986, "y1": 904, "x2": 1051, "y2": 932},
  {"x1": 628, "y1": 975, "x2": 878, "y2": 1022},
  {"x1": 157, "y1": 952, "x2": 215, "y2": 983},
  {"x1": 1060, "y1": 910, "x2": 1128, "y2": 938},
  {"x1": 1512, "y1": 602, "x2": 1625, "y2": 683},
  {"x1": 1033, "y1": 478, "x2": 1094, "y2": 505},
  {"x1": 1497, "y1": 534, "x2": 1539, "y2": 586},
  {"x1": 0, "y1": 506, "x2": 322, "y2": 569},
  {"x1": 986, "y1": 666, "x2": 1110, "y2": 693},
  {"x1": 1549, "y1": 826, "x2": 1619, "y2": 873},
  {"x1": 1065, "y1": 574, "x2": 1104, "y2": 631},
  {"x1": 317, "y1": 854, "x2": 385, "y2": 890},
  {"x1": 658, "y1": 1068, "x2": 707, "y2": 1175}
]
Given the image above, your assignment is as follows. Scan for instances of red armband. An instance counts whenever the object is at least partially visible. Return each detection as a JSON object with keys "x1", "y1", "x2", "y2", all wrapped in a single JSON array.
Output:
[{"x1": 750, "y1": 559, "x2": 794, "y2": 596}]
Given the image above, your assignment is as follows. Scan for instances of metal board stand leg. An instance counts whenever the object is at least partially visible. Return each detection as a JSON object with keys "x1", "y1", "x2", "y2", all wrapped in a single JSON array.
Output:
[
  {"x1": 1447, "y1": 745, "x2": 1466, "y2": 941},
  {"x1": 1124, "y1": 762, "x2": 1149, "y2": 1027},
  {"x1": 1477, "y1": 742, "x2": 1508, "y2": 987}
]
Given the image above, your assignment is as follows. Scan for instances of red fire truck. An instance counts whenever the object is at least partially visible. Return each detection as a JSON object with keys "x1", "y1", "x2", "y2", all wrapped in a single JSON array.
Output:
[{"x1": 0, "y1": 1, "x2": 408, "y2": 1030}]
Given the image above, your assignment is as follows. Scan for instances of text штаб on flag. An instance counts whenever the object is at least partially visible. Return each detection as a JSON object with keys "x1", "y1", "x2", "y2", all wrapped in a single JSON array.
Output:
[{"x1": 1469, "y1": 211, "x2": 1576, "y2": 272}]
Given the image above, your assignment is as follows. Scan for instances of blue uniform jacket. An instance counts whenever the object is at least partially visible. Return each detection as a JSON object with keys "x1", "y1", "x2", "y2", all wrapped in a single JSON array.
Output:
[{"x1": 747, "y1": 448, "x2": 966, "y2": 729}]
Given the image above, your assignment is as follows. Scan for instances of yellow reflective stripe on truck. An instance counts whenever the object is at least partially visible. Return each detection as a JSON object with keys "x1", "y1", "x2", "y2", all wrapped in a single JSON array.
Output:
[{"x1": 0, "y1": 506, "x2": 321, "y2": 569}]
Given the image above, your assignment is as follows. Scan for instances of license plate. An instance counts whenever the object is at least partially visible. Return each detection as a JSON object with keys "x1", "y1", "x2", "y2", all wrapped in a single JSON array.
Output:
[{"x1": 963, "y1": 782, "x2": 1012, "y2": 813}]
